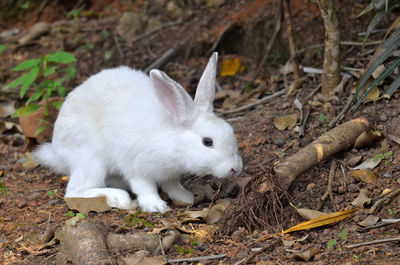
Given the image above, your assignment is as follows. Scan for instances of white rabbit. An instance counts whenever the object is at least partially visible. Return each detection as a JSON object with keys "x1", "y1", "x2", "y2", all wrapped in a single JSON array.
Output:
[{"x1": 35, "y1": 52, "x2": 242, "y2": 213}]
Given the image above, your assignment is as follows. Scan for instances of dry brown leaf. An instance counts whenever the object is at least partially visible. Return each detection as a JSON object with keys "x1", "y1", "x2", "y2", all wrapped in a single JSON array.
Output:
[
  {"x1": 256, "y1": 209, "x2": 357, "y2": 242},
  {"x1": 382, "y1": 189, "x2": 392, "y2": 196},
  {"x1": 358, "y1": 215, "x2": 380, "y2": 227},
  {"x1": 64, "y1": 196, "x2": 111, "y2": 214},
  {"x1": 346, "y1": 155, "x2": 363, "y2": 167},
  {"x1": 234, "y1": 176, "x2": 251, "y2": 189},
  {"x1": 306, "y1": 183, "x2": 315, "y2": 192},
  {"x1": 274, "y1": 113, "x2": 297, "y2": 131},
  {"x1": 282, "y1": 234, "x2": 309, "y2": 247},
  {"x1": 352, "y1": 169, "x2": 377, "y2": 184},
  {"x1": 351, "y1": 74, "x2": 380, "y2": 103},
  {"x1": 22, "y1": 152, "x2": 39, "y2": 170},
  {"x1": 351, "y1": 189, "x2": 371, "y2": 208},
  {"x1": 290, "y1": 203, "x2": 327, "y2": 220},
  {"x1": 287, "y1": 78, "x2": 306, "y2": 95},
  {"x1": 293, "y1": 248, "x2": 320, "y2": 261},
  {"x1": 354, "y1": 129, "x2": 382, "y2": 148}
]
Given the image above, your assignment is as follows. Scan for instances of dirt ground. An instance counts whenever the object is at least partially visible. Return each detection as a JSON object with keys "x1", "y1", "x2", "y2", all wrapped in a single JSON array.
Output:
[{"x1": 1, "y1": 0, "x2": 400, "y2": 264}]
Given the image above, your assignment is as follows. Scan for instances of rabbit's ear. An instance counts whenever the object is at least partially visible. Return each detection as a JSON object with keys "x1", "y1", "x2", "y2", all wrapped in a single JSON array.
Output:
[
  {"x1": 194, "y1": 52, "x2": 218, "y2": 114},
  {"x1": 150, "y1": 69, "x2": 194, "y2": 124}
]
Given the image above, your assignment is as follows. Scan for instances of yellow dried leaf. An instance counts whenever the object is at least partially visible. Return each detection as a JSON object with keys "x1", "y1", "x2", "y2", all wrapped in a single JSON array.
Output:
[
  {"x1": 352, "y1": 169, "x2": 376, "y2": 184},
  {"x1": 220, "y1": 58, "x2": 244, "y2": 76},
  {"x1": 0, "y1": 170, "x2": 3, "y2": 177},
  {"x1": 287, "y1": 78, "x2": 306, "y2": 95},
  {"x1": 61, "y1": 176, "x2": 69, "y2": 181},
  {"x1": 64, "y1": 196, "x2": 111, "y2": 214},
  {"x1": 273, "y1": 113, "x2": 297, "y2": 131},
  {"x1": 382, "y1": 188, "x2": 392, "y2": 196},
  {"x1": 255, "y1": 209, "x2": 357, "y2": 242}
]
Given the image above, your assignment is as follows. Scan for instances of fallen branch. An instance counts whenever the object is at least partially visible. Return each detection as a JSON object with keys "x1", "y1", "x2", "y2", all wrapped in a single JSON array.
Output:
[
  {"x1": 130, "y1": 20, "x2": 183, "y2": 44},
  {"x1": 274, "y1": 117, "x2": 369, "y2": 190},
  {"x1": 317, "y1": 160, "x2": 337, "y2": 211},
  {"x1": 220, "y1": 89, "x2": 286, "y2": 115},
  {"x1": 346, "y1": 236, "x2": 400, "y2": 249},
  {"x1": 167, "y1": 254, "x2": 227, "y2": 263}
]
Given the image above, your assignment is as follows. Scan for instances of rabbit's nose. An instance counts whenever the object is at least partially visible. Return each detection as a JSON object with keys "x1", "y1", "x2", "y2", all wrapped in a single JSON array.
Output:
[{"x1": 230, "y1": 168, "x2": 239, "y2": 176}]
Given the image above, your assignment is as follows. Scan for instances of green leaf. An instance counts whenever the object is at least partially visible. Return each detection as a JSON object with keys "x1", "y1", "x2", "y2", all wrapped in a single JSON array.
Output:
[
  {"x1": 327, "y1": 239, "x2": 337, "y2": 249},
  {"x1": 26, "y1": 85, "x2": 45, "y2": 105},
  {"x1": 363, "y1": 10, "x2": 386, "y2": 47},
  {"x1": 47, "y1": 52, "x2": 76, "y2": 64},
  {"x1": 104, "y1": 50, "x2": 113, "y2": 61},
  {"x1": 12, "y1": 58, "x2": 41, "y2": 71},
  {"x1": 12, "y1": 104, "x2": 41, "y2": 117},
  {"x1": 56, "y1": 84, "x2": 66, "y2": 97},
  {"x1": 355, "y1": 28, "x2": 400, "y2": 97},
  {"x1": 5, "y1": 74, "x2": 27, "y2": 89},
  {"x1": 385, "y1": 74, "x2": 400, "y2": 98},
  {"x1": 43, "y1": 66, "x2": 56, "y2": 76},
  {"x1": 65, "y1": 211, "x2": 75, "y2": 217},
  {"x1": 52, "y1": 100, "x2": 64, "y2": 110},
  {"x1": 0, "y1": 44, "x2": 6, "y2": 54},
  {"x1": 76, "y1": 213, "x2": 85, "y2": 219},
  {"x1": 34, "y1": 126, "x2": 48, "y2": 136},
  {"x1": 353, "y1": 56, "x2": 400, "y2": 110},
  {"x1": 338, "y1": 228, "x2": 349, "y2": 241},
  {"x1": 357, "y1": 2, "x2": 374, "y2": 17},
  {"x1": 20, "y1": 66, "x2": 39, "y2": 98}
]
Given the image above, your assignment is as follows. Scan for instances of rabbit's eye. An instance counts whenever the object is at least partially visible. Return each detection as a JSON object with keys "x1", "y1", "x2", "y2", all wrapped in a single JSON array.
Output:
[{"x1": 202, "y1": 137, "x2": 213, "y2": 147}]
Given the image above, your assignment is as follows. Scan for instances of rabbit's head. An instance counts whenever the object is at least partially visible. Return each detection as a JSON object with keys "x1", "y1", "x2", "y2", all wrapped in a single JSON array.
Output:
[{"x1": 150, "y1": 53, "x2": 242, "y2": 179}]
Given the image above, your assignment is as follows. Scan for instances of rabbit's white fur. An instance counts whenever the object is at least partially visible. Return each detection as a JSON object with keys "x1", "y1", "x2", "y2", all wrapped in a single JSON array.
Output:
[{"x1": 35, "y1": 53, "x2": 242, "y2": 213}]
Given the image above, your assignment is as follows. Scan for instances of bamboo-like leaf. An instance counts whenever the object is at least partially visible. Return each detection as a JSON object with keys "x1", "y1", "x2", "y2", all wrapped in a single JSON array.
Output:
[
  {"x1": 12, "y1": 58, "x2": 41, "y2": 71},
  {"x1": 385, "y1": 74, "x2": 400, "y2": 98},
  {"x1": 355, "y1": 28, "x2": 400, "y2": 97},
  {"x1": 255, "y1": 209, "x2": 357, "y2": 242},
  {"x1": 357, "y1": 2, "x2": 374, "y2": 17},
  {"x1": 20, "y1": 66, "x2": 39, "y2": 98},
  {"x1": 47, "y1": 52, "x2": 76, "y2": 64},
  {"x1": 363, "y1": 10, "x2": 386, "y2": 45},
  {"x1": 12, "y1": 104, "x2": 41, "y2": 117},
  {"x1": 353, "y1": 56, "x2": 400, "y2": 110}
]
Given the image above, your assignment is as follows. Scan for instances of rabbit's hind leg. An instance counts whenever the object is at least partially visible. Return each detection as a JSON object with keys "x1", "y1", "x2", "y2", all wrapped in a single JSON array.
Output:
[{"x1": 64, "y1": 158, "x2": 135, "y2": 210}]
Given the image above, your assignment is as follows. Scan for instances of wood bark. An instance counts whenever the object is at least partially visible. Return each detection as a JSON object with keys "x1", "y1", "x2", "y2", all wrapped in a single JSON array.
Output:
[
  {"x1": 274, "y1": 117, "x2": 369, "y2": 190},
  {"x1": 318, "y1": 0, "x2": 341, "y2": 96}
]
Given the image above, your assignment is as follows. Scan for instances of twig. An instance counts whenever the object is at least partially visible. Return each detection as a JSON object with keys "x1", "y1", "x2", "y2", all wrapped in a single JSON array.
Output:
[
  {"x1": 220, "y1": 88, "x2": 286, "y2": 115},
  {"x1": 253, "y1": 0, "x2": 282, "y2": 79},
  {"x1": 299, "y1": 107, "x2": 310, "y2": 137},
  {"x1": 283, "y1": 0, "x2": 301, "y2": 79},
  {"x1": 158, "y1": 235, "x2": 167, "y2": 263},
  {"x1": 234, "y1": 238, "x2": 280, "y2": 265},
  {"x1": 113, "y1": 30, "x2": 125, "y2": 64},
  {"x1": 340, "y1": 163, "x2": 346, "y2": 189},
  {"x1": 318, "y1": 160, "x2": 337, "y2": 211},
  {"x1": 206, "y1": 22, "x2": 232, "y2": 55},
  {"x1": 304, "y1": 84, "x2": 321, "y2": 103},
  {"x1": 168, "y1": 254, "x2": 227, "y2": 263},
  {"x1": 130, "y1": 20, "x2": 183, "y2": 44},
  {"x1": 346, "y1": 236, "x2": 400, "y2": 249},
  {"x1": 328, "y1": 94, "x2": 354, "y2": 129}
]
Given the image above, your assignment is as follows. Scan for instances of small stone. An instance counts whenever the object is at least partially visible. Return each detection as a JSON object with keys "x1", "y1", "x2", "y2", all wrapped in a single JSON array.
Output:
[
  {"x1": 377, "y1": 124, "x2": 384, "y2": 130},
  {"x1": 274, "y1": 138, "x2": 285, "y2": 147},
  {"x1": 338, "y1": 185, "x2": 346, "y2": 194},
  {"x1": 379, "y1": 113, "x2": 388, "y2": 122},
  {"x1": 48, "y1": 199, "x2": 59, "y2": 206},
  {"x1": 347, "y1": 183, "x2": 358, "y2": 193}
]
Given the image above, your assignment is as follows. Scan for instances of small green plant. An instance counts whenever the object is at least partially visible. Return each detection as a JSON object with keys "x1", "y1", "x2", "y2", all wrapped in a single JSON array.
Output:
[
  {"x1": 21, "y1": 1, "x2": 30, "y2": 9},
  {"x1": 173, "y1": 244, "x2": 193, "y2": 255},
  {"x1": 319, "y1": 114, "x2": 329, "y2": 127},
  {"x1": 124, "y1": 211, "x2": 155, "y2": 228},
  {"x1": 64, "y1": 211, "x2": 85, "y2": 219},
  {"x1": 388, "y1": 208, "x2": 394, "y2": 216},
  {"x1": 0, "y1": 44, "x2": 6, "y2": 54},
  {"x1": 67, "y1": 5, "x2": 85, "y2": 24},
  {"x1": 0, "y1": 180, "x2": 6, "y2": 196},
  {"x1": 373, "y1": 150, "x2": 393, "y2": 164},
  {"x1": 6, "y1": 52, "x2": 76, "y2": 134},
  {"x1": 47, "y1": 188, "x2": 58, "y2": 199},
  {"x1": 354, "y1": 255, "x2": 360, "y2": 261},
  {"x1": 327, "y1": 228, "x2": 349, "y2": 249}
]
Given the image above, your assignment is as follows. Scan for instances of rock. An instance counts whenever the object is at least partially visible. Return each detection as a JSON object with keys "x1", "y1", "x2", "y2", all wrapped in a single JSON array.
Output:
[
  {"x1": 274, "y1": 138, "x2": 285, "y2": 147},
  {"x1": 347, "y1": 183, "x2": 358, "y2": 193},
  {"x1": 379, "y1": 112, "x2": 388, "y2": 122},
  {"x1": 117, "y1": 12, "x2": 146, "y2": 41}
]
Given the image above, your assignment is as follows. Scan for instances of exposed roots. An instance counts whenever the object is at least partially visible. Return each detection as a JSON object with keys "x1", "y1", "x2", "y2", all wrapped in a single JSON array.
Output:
[{"x1": 223, "y1": 168, "x2": 291, "y2": 234}]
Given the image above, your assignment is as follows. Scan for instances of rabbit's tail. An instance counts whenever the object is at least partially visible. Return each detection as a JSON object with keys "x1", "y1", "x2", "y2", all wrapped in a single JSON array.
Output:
[{"x1": 34, "y1": 143, "x2": 68, "y2": 174}]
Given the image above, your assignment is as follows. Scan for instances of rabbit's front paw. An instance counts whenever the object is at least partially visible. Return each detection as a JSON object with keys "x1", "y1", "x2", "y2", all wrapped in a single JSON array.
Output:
[{"x1": 138, "y1": 195, "x2": 169, "y2": 213}]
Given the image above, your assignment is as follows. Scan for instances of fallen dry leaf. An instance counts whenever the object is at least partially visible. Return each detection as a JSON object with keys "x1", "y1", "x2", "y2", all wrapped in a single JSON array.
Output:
[
  {"x1": 354, "y1": 129, "x2": 382, "y2": 148},
  {"x1": 352, "y1": 169, "x2": 377, "y2": 184},
  {"x1": 346, "y1": 155, "x2": 363, "y2": 167},
  {"x1": 359, "y1": 215, "x2": 380, "y2": 227},
  {"x1": 256, "y1": 209, "x2": 357, "y2": 241},
  {"x1": 293, "y1": 248, "x2": 320, "y2": 261},
  {"x1": 352, "y1": 189, "x2": 371, "y2": 208},
  {"x1": 220, "y1": 58, "x2": 244, "y2": 76},
  {"x1": 282, "y1": 234, "x2": 309, "y2": 247},
  {"x1": 352, "y1": 157, "x2": 381, "y2": 170},
  {"x1": 273, "y1": 113, "x2": 297, "y2": 131},
  {"x1": 64, "y1": 196, "x2": 111, "y2": 214},
  {"x1": 287, "y1": 78, "x2": 306, "y2": 95},
  {"x1": 381, "y1": 189, "x2": 392, "y2": 196},
  {"x1": 290, "y1": 203, "x2": 327, "y2": 220},
  {"x1": 22, "y1": 152, "x2": 39, "y2": 170}
]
